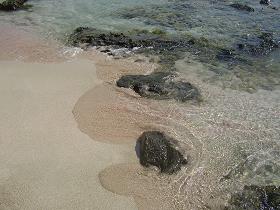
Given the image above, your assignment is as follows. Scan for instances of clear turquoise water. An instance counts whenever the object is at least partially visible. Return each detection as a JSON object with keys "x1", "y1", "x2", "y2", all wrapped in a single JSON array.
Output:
[
  {"x1": 1, "y1": 0, "x2": 279, "y2": 43},
  {"x1": 2, "y1": 0, "x2": 279, "y2": 90},
  {"x1": 0, "y1": 0, "x2": 169, "y2": 38}
]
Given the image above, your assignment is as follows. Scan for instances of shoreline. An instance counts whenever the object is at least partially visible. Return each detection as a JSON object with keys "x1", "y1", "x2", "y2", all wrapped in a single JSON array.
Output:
[
  {"x1": 0, "y1": 58, "x2": 139, "y2": 210},
  {"x1": 0, "y1": 24, "x2": 279, "y2": 210},
  {"x1": 0, "y1": 26, "x2": 140, "y2": 209}
]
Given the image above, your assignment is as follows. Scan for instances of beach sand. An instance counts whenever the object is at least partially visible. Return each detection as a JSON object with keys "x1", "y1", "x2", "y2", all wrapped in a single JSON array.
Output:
[
  {"x1": 0, "y1": 59, "x2": 138, "y2": 210},
  {"x1": 1, "y1": 24, "x2": 279, "y2": 210}
]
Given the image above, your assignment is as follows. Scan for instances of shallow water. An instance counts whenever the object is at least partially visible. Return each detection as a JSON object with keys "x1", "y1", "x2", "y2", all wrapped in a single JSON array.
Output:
[
  {"x1": 1, "y1": 0, "x2": 280, "y2": 209},
  {"x1": 2, "y1": 0, "x2": 279, "y2": 90},
  {"x1": 0, "y1": 0, "x2": 169, "y2": 38}
]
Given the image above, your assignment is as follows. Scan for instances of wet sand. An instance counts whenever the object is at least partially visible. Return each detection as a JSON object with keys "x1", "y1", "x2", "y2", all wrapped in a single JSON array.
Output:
[
  {"x1": 0, "y1": 24, "x2": 65, "y2": 62},
  {"x1": 84, "y1": 55, "x2": 280, "y2": 209},
  {"x1": 0, "y1": 59, "x2": 138, "y2": 210}
]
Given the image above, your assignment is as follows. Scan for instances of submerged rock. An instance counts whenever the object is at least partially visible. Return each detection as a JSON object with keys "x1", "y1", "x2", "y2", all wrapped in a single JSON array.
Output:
[
  {"x1": 226, "y1": 185, "x2": 280, "y2": 210},
  {"x1": 216, "y1": 49, "x2": 238, "y2": 62},
  {"x1": 68, "y1": 27, "x2": 277, "y2": 92},
  {"x1": 230, "y1": 3, "x2": 255, "y2": 12},
  {"x1": 137, "y1": 131, "x2": 187, "y2": 174},
  {"x1": 116, "y1": 72, "x2": 200, "y2": 102},
  {"x1": 260, "y1": 0, "x2": 270, "y2": 5},
  {"x1": 0, "y1": 0, "x2": 30, "y2": 11},
  {"x1": 118, "y1": 2, "x2": 195, "y2": 30},
  {"x1": 68, "y1": 27, "x2": 187, "y2": 51},
  {"x1": 68, "y1": 27, "x2": 245, "y2": 67},
  {"x1": 238, "y1": 32, "x2": 279, "y2": 56}
]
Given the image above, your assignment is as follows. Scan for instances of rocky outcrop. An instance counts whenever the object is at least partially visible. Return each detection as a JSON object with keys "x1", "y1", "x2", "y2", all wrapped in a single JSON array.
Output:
[
  {"x1": 136, "y1": 131, "x2": 187, "y2": 174},
  {"x1": 238, "y1": 32, "x2": 279, "y2": 56},
  {"x1": 68, "y1": 27, "x2": 246, "y2": 66},
  {"x1": 230, "y1": 3, "x2": 255, "y2": 12},
  {"x1": 260, "y1": 0, "x2": 270, "y2": 5},
  {"x1": 67, "y1": 25, "x2": 278, "y2": 92},
  {"x1": 116, "y1": 72, "x2": 200, "y2": 102},
  {"x1": 68, "y1": 27, "x2": 187, "y2": 51},
  {"x1": 69, "y1": 27, "x2": 201, "y2": 101},
  {"x1": 0, "y1": 0, "x2": 30, "y2": 11},
  {"x1": 226, "y1": 185, "x2": 280, "y2": 210}
]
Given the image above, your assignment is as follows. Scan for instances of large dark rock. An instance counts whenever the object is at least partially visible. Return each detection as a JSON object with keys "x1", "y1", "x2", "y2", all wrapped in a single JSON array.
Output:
[
  {"x1": 136, "y1": 131, "x2": 187, "y2": 174},
  {"x1": 68, "y1": 27, "x2": 246, "y2": 68},
  {"x1": 238, "y1": 32, "x2": 279, "y2": 56},
  {"x1": 230, "y1": 3, "x2": 255, "y2": 12},
  {"x1": 226, "y1": 185, "x2": 280, "y2": 210},
  {"x1": 260, "y1": 0, "x2": 270, "y2": 5},
  {"x1": 116, "y1": 72, "x2": 200, "y2": 102},
  {"x1": 0, "y1": 0, "x2": 29, "y2": 11},
  {"x1": 68, "y1": 27, "x2": 187, "y2": 50}
]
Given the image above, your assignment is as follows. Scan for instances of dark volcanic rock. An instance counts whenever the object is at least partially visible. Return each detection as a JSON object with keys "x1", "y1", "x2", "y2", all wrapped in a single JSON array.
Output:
[
  {"x1": 68, "y1": 27, "x2": 245, "y2": 68},
  {"x1": 226, "y1": 185, "x2": 280, "y2": 210},
  {"x1": 216, "y1": 49, "x2": 237, "y2": 62},
  {"x1": 69, "y1": 27, "x2": 141, "y2": 49},
  {"x1": 137, "y1": 131, "x2": 187, "y2": 174},
  {"x1": 260, "y1": 0, "x2": 270, "y2": 5},
  {"x1": 68, "y1": 27, "x2": 187, "y2": 50},
  {"x1": 116, "y1": 72, "x2": 200, "y2": 102},
  {"x1": 0, "y1": 0, "x2": 29, "y2": 11},
  {"x1": 230, "y1": 3, "x2": 255, "y2": 12},
  {"x1": 239, "y1": 32, "x2": 279, "y2": 56}
]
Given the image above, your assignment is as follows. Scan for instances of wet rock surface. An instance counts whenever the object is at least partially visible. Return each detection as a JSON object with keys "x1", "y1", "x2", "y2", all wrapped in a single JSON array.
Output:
[
  {"x1": 116, "y1": 72, "x2": 200, "y2": 102},
  {"x1": 0, "y1": 0, "x2": 30, "y2": 11},
  {"x1": 230, "y1": 3, "x2": 255, "y2": 12},
  {"x1": 226, "y1": 185, "x2": 280, "y2": 210},
  {"x1": 260, "y1": 0, "x2": 271, "y2": 5},
  {"x1": 68, "y1": 19, "x2": 280, "y2": 91},
  {"x1": 136, "y1": 131, "x2": 187, "y2": 174},
  {"x1": 69, "y1": 27, "x2": 203, "y2": 100},
  {"x1": 68, "y1": 27, "x2": 187, "y2": 51},
  {"x1": 68, "y1": 26, "x2": 278, "y2": 66},
  {"x1": 238, "y1": 32, "x2": 279, "y2": 56}
]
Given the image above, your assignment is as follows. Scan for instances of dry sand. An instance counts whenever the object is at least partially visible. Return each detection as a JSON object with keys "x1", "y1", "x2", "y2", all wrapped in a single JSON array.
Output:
[{"x1": 0, "y1": 59, "x2": 138, "y2": 210}]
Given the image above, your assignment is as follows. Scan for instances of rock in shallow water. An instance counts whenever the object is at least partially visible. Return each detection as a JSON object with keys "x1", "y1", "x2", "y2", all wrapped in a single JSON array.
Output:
[
  {"x1": 238, "y1": 32, "x2": 279, "y2": 56},
  {"x1": 230, "y1": 3, "x2": 255, "y2": 12},
  {"x1": 116, "y1": 72, "x2": 200, "y2": 102},
  {"x1": 226, "y1": 185, "x2": 280, "y2": 210},
  {"x1": 260, "y1": 0, "x2": 271, "y2": 5},
  {"x1": 68, "y1": 27, "x2": 186, "y2": 50},
  {"x1": 0, "y1": 0, "x2": 29, "y2": 11},
  {"x1": 137, "y1": 131, "x2": 187, "y2": 174}
]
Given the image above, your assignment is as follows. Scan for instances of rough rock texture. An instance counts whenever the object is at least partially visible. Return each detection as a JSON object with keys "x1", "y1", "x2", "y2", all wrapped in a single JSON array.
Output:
[
  {"x1": 69, "y1": 27, "x2": 202, "y2": 101},
  {"x1": 136, "y1": 131, "x2": 187, "y2": 174},
  {"x1": 67, "y1": 26, "x2": 279, "y2": 91},
  {"x1": 68, "y1": 27, "x2": 187, "y2": 50},
  {"x1": 238, "y1": 32, "x2": 279, "y2": 56},
  {"x1": 230, "y1": 3, "x2": 255, "y2": 12},
  {"x1": 226, "y1": 185, "x2": 280, "y2": 210},
  {"x1": 68, "y1": 27, "x2": 245, "y2": 66},
  {"x1": 260, "y1": 0, "x2": 270, "y2": 5},
  {"x1": 216, "y1": 49, "x2": 238, "y2": 62},
  {"x1": 116, "y1": 72, "x2": 200, "y2": 102},
  {"x1": 0, "y1": 0, "x2": 29, "y2": 11}
]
